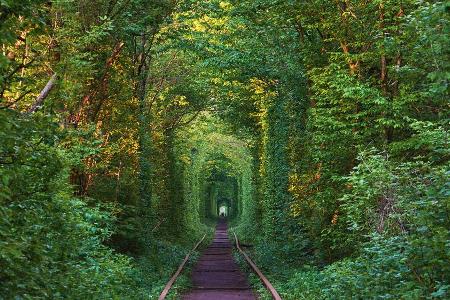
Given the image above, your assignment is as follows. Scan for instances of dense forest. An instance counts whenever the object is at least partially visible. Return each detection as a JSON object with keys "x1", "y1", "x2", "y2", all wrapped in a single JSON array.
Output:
[{"x1": 0, "y1": 0, "x2": 449, "y2": 299}]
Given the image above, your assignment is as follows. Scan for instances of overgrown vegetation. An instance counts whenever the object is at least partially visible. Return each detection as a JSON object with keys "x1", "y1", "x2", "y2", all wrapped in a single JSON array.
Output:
[{"x1": 1, "y1": 0, "x2": 448, "y2": 299}]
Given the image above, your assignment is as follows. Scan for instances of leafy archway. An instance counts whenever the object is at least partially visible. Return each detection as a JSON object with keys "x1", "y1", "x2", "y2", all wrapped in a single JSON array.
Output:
[{"x1": 176, "y1": 115, "x2": 257, "y2": 235}]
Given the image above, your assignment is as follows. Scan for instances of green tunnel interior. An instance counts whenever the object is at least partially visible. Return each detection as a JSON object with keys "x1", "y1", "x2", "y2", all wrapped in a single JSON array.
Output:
[
  {"x1": 182, "y1": 130, "x2": 256, "y2": 230},
  {"x1": 205, "y1": 166, "x2": 239, "y2": 219}
]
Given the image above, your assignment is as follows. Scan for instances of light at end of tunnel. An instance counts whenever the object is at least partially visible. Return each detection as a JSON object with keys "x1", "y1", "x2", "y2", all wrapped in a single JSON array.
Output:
[{"x1": 219, "y1": 205, "x2": 228, "y2": 217}]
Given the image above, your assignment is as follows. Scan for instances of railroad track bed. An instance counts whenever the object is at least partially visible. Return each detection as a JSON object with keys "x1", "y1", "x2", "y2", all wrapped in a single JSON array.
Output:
[{"x1": 160, "y1": 220, "x2": 281, "y2": 300}]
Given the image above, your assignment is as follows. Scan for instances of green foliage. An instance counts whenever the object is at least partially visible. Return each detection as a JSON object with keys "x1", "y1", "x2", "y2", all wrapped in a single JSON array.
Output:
[
  {"x1": 1, "y1": 0, "x2": 448, "y2": 299},
  {"x1": 265, "y1": 228, "x2": 449, "y2": 299},
  {"x1": 224, "y1": 1, "x2": 449, "y2": 299},
  {"x1": 0, "y1": 110, "x2": 132, "y2": 298},
  {"x1": 0, "y1": 109, "x2": 204, "y2": 298}
]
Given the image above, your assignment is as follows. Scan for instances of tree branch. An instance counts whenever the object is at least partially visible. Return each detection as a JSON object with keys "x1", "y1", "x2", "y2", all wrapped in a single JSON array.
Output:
[
  {"x1": 27, "y1": 73, "x2": 58, "y2": 114},
  {"x1": 0, "y1": 90, "x2": 32, "y2": 109}
]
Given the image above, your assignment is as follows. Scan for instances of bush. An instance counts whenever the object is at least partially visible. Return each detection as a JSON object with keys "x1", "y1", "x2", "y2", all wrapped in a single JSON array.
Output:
[{"x1": 0, "y1": 110, "x2": 148, "y2": 299}]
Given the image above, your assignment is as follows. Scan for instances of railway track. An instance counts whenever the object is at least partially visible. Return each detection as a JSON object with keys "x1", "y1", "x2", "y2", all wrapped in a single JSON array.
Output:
[{"x1": 159, "y1": 219, "x2": 281, "y2": 300}]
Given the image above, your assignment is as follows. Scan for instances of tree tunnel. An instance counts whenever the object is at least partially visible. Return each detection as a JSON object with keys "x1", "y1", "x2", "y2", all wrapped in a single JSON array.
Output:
[
  {"x1": 204, "y1": 166, "x2": 238, "y2": 219},
  {"x1": 181, "y1": 127, "x2": 258, "y2": 233}
]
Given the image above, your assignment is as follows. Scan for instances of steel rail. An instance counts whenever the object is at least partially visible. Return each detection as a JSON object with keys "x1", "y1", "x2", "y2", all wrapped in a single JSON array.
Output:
[
  {"x1": 158, "y1": 234, "x2": 206, "y2": 300},
  {"x1": 233, "y1": 232, "x2": 282, "y2": 300}
]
